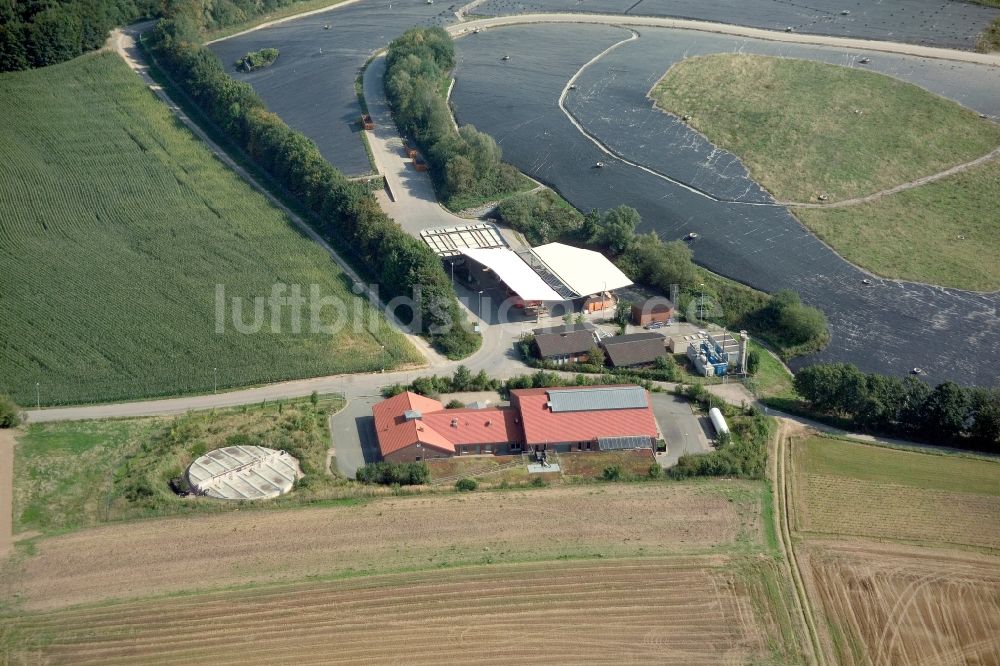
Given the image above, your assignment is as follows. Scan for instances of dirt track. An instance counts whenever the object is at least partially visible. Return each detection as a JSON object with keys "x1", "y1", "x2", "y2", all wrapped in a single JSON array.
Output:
[
  {"x1": 7, "y1": 483, "x2": 754, "y2": 611},
  {"x1": 0, "y1": 429, "x2": 14, "y2": 557}
]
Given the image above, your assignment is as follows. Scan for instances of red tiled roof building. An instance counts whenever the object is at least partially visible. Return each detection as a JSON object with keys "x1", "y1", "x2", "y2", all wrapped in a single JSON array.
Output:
[{"x1": 372, "y1": 385, "x2": 659, "y2": 461}]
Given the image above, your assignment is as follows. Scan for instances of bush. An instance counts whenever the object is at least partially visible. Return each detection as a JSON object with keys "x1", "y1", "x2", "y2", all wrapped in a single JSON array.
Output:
[
  {"x1": 235, "y1": 47, "x2": 278, "y2": 71},
  {"x1": 445, "y1": 399, "x2": 465, "y2": 409},
  {"x1": 602, "y1": 465, "x2": 622, "y2": 481},
  {"x1": 496, "y1": 190, "x2": 583, "y2": 245},
  {"x1": 0, "y1": 395, "x2": 22, "y2": 428},
  {"x1": 356, "y1": 461, "x2": 429, "y2": 485},
  {"x1": 455, "y1": 478, "x2": 477, "y2": 491}
]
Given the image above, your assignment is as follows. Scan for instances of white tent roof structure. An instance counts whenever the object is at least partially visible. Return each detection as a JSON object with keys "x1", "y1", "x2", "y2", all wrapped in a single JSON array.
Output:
[
  {"x1": 459, "y1": 248, "x2": 564, "y2": 302},
  {"x1": 530, "y1": 243, "x2": 633, "y2": 297}
]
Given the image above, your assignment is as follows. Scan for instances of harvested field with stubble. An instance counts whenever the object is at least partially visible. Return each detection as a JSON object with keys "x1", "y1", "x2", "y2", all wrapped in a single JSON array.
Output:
[
  {"x1": 790, "y1": 436, "x2": 1000, "y2": 550},
  {"x1": 5, "y1": 482, "x2": 762, "y2": 611},
  {"x1": 4, "y1": 556, "x2": 795, "y2": 665},
  {"x1": 801, "y1": 542, "x2": 1000, "y2": 666}
]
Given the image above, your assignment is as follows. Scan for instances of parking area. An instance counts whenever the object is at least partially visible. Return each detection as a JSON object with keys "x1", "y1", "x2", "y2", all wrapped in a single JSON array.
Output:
[
  {"x1": 329, "y1": 394, "x2": 384, "y2": 478},
  {"x1": 649, "y1": 392, "x2": 713, "y2": 468}
]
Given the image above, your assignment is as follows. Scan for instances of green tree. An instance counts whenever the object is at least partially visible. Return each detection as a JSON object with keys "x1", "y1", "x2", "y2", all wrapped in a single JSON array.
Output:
[
  {"x1": 598, "y1": 206, "x2": 639, "y2": 254},
  {"x1": 586, "y1": 346, "x2": 607, "y2": 368},
  {"x1": 451, "y1": 364, "x2": 472, "y2": 391},
  {"x1": 0, "y1": 395, "x2": 22, "y2": 428},
  {"x1": 746, "y1": 349, "x2": 761, "y2": 375},
  {"x1": 968, "y1": 388, "x2": 1000, "y2": 451},
  {"x1": 922, "y1": 381, "x2": 971, "y2": 439},
  {"x1": 614, "y1": 299, "x2": 632, "y2": 328}
]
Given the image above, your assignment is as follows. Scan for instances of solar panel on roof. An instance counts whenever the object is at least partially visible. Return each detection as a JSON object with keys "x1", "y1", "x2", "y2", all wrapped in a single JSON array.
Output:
[
  {"x1": 598, "y1": 435, "x2": 654, "y2": 451},
  {"x1": 547, "y1": 386, "x2": 647, "y2": 412}
]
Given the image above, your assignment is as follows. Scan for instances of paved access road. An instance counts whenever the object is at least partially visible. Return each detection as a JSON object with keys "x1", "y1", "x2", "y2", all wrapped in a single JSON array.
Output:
[
  {"x1": 471, "y1": 0, "x2": 1000, "y2": 51},
  {"x1": 650, "y1": 393, "x2": 712, "y2": 468}
]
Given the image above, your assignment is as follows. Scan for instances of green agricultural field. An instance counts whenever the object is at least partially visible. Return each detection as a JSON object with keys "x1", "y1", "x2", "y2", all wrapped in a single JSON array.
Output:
[
  {"x1": 792, "y1": 435, "x2": 1000, "y2": 549},
  {"x1": 652, "y1": 54, "x2": 1000, "y2": 202},
  {"x1": 794, "y1": 158, "x2": 1000, "y2": 291},
  {"x1": 0, "y1": 52, "x2": 420, "y2": 406},
  {"x1": 798, "y1": 436, "x2": 1000, "y2": 497}
]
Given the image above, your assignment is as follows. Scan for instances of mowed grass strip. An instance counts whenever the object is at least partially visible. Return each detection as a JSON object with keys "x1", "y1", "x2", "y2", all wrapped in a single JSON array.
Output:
[
  {"x1": 0, "y1": 51, "x2": 419, "y2": 406},
  {"x1": 651, "y1": 54, "x2": 1000, "y2": 203},
  {"x1": 4, "y1": 557, "x2": 791, "y2": 665},
  {"x1": 794, "y1": 158, "x2": 1000, "y2": 291},
  {"x1": 791, "y1": 436, "x2": 1000, "y2": 549}
]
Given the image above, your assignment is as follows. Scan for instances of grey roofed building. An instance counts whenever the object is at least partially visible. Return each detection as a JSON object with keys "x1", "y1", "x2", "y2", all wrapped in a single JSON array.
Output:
[
  {"x1": 532, "y1": 323, "x2": 597, "y2": 361},
  {"x1": 601, "y1": 332, "x2": 667, "y2": 368},
  {"x1": 547, "y1": 385, "x2": 649, "y2": 412}
]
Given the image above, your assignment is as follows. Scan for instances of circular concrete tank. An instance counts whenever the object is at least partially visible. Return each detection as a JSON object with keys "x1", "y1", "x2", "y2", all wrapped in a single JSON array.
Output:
[{"x1": 187, "y1": 446, "x2": 301, "y2": 500}]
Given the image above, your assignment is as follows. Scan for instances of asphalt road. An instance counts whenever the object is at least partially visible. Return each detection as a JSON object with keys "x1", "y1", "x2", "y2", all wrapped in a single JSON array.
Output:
[
  {"x1": 450, "y1": 23, "x2": 1000, "y2": 386},
  {"x1": 471, "y1": 0, "x2": 1000, "y2": 50}
]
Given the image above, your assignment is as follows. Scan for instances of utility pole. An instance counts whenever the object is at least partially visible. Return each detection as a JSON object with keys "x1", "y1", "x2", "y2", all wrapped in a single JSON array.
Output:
[
  {"x1": 698, "y1": 283, "x2": 705, "y2": 321},
  {"x1": 213, "y1": 367, "x2": 218, "y2": 394},
  {"x1": 478, "y1": 290, "x2": 484, "y2": 322},
  {"x1": 35, "y1": 382, "x2": 40, "y2": 410},
  {"x1": 381, "y1": 344, "x2": 386, "y2": 373}
]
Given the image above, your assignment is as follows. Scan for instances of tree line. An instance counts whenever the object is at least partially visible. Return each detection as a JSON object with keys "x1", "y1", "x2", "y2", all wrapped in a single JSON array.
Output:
[
  {"x1": 794, "y1": 363, "x2": 1000, "y2": 452},
  {"x1": 150, "y1": 14, "x2": 479, "y2": 357},
  {"x1": 384, "y1": 27, "x2": 522, "y2": 209},
  {"x1": 1, "y1": 0, "x2": 331, "y2": 72}
]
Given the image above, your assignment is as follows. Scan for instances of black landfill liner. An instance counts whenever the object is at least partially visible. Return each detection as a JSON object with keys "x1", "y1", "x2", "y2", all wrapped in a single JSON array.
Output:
[
  {"x1": 209, "y1": 0, "x2": 460, "y2": 176},
  {"x1": 451, "y1": 24, "x2": 1000, "y2": 386}
]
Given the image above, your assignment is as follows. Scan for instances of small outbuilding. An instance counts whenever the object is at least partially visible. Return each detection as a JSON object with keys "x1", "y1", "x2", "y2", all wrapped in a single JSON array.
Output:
[
  {"x1": 532, "y1": 323, "x2": 597, "y2": 365},
  {"x1": 601, "y1": 332, "x2": 668, "y2": 368},
  {"x1": 631, "y1": 299, "x2": 674, "y2": 327}
]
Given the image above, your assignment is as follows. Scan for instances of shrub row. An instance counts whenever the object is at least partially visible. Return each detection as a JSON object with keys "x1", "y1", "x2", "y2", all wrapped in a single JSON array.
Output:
[
  {"x1": 794, "y1": 363, "x2": 1000, "y2": 451},
  {"x1": 356, "y1": 461, "x2": 429, "y2": 485},
  {"x1": 384, "y1": 27, "x2": 521, "y2": 208},
  {"x1": 381, "y1": 366, "x2": 655, "y2": 399},
  {"x1": 149, "y1": 18, "x2": 479, "y2": 357}
]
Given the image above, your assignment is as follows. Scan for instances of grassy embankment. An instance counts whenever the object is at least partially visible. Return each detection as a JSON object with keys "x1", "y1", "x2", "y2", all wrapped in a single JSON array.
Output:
[
  {"x1": 652, "y1": 54, "x2": 1000, "y2": 291},
  {"x1": 0, "y1": 52, "x2": 419, "y2": 406},
  {"x1": 973, "y1": 0, "x2": 1000, "y2": 52}
]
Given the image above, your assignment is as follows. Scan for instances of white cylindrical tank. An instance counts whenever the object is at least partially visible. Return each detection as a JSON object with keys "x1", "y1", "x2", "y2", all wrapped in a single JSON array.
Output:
[{"x1": 709, "y1": 407, "x2": 730, "y2": 436}]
